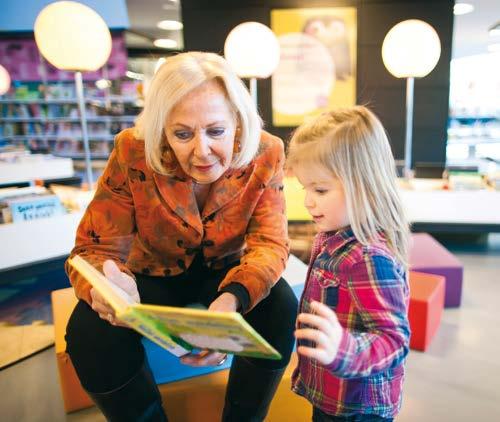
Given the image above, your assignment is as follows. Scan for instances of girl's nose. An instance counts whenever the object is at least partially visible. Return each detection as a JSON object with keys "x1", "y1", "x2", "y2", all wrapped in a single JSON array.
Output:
[{"x1": 304, "y1": 191, "x2": 314, "y2": 210}]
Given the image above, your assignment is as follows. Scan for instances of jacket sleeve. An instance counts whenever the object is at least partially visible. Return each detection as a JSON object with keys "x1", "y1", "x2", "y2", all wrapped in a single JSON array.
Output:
[
  {"x1": 219, "y1": 136, "x2": 290, "y2": 311},
  {"x1": 327, "y1": 254, "x2": 410, "y2": 378},
  {"x1": 65, "y1": 135, "x2": 136, "y2": 304}
]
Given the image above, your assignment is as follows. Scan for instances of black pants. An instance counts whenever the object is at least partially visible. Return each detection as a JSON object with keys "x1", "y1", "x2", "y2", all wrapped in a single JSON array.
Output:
[
  {"x1": 65, "y1": 255, "x2": 298, "y2": 393},
  {"x1": 312, "y1": 407, "x2": 393, "y2": 422}
]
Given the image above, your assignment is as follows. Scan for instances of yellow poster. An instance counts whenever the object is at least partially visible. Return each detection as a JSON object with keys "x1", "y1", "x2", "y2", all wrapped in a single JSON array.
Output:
[{"x1": 271, "y1": 8, "x2": 357, "y2": 127}]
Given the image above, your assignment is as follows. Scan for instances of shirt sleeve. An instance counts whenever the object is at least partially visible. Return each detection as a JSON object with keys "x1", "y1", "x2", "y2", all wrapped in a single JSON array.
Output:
[
  {"x1": 327, "y1": 253, "x2": 410, "y2": 378},
  {"x1": 219, "y1": 136, "x2": 290, "y2": 312},
  {"x1": 65, "y1": 136, "x2": 136, "y2": 304}
]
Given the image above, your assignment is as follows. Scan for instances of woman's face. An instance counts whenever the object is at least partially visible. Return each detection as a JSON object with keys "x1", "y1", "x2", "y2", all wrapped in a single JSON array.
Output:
[{"x1": 164, "y1": 80, "x2": 238, "y2": 184}]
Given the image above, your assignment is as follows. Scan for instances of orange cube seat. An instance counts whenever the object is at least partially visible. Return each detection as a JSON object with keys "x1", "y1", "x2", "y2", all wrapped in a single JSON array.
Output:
[
  {"x1": 52, "y1": 268, "x2": 311, "y2": 419},
  {"x1": 51, "y1": 288, "x2": 93, "y2": 412},
  {"x1": 408, "y1": 271, "x2": 445, "y2": 351}
]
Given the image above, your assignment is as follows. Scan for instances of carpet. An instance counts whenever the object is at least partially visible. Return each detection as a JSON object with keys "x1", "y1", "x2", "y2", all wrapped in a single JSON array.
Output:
[{"x1": 0, "y1": 263, "x2": 70, "y2": 369}]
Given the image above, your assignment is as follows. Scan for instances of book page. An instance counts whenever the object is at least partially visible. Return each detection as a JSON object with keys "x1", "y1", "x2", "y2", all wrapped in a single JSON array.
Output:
[
  {"x1": 68, "y1": 255, "x2": 279, "y2": 359},
  {"x1": 133, "y1": 304, "x2": 282, "y2": 360}
]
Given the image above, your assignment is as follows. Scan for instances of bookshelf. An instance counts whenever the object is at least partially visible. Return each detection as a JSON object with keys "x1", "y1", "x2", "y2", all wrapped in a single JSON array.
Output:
[{"x1": 0, "y1": 82, "x2": 142, "y2": 161}]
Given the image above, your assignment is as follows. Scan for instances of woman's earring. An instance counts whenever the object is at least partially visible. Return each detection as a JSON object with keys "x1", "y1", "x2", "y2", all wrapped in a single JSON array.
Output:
[{"x1": 234, "y1": 128, "x2": 241, "y2": 153}]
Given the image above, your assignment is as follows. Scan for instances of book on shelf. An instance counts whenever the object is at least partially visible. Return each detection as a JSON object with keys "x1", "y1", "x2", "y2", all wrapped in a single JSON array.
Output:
[{"x1": 68, "y1": 255, "x2": 281, "y2": 360}]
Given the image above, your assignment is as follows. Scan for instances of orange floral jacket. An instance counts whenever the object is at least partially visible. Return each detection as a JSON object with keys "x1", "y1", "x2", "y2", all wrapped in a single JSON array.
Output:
[{"x1": 66, "y1": 128, "x2": 289, "y2": 311}]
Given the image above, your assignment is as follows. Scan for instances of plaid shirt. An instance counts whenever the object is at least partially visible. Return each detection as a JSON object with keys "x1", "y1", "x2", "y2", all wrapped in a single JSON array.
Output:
[{"x1": 292, "y1": 228, "x2": 410, "y2": 418}]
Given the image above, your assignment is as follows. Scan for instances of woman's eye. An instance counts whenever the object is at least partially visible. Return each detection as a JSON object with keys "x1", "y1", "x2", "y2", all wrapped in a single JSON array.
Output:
[
  {"x1": 174, "y1": 131, "x2": 192, "y2": 141},
  {"x1": 207, "y1": 127, "x2": 225, "y2": 137}
]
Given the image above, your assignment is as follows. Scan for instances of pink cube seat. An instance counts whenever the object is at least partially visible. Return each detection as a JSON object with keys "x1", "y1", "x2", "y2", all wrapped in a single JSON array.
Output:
[{"x1": 409, "y1": 233, "x2": 463, "y2": 307}]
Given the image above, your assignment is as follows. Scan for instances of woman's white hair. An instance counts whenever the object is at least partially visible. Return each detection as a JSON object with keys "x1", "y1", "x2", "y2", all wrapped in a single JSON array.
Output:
[
  {"x1": 134, "y1": 51, "x2": 262, "y2": 175},
  {"x1": 287, "y1": 106, "x2": 410, "y2": 267}
]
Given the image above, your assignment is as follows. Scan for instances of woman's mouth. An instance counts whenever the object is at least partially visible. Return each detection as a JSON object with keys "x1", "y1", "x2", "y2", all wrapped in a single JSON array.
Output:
[
  {"x1": 312, "y1": 215, "x2": 324, "y2": 222},
  {"x1": 193, "y1": 163, "x2": 216, "y2": 172}
]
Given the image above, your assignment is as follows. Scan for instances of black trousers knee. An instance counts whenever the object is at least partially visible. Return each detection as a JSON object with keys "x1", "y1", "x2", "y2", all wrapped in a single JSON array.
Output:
[{"x1": 65, "y1": 256, "x2": 298, "y2": 393}]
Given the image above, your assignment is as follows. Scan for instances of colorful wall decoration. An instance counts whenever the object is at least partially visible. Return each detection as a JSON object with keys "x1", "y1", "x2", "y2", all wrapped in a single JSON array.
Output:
[
  {"x1": 271, "y1": 7, "x2": 357, "y2": 127},
  {"x1": 0, "y1": 33, "x2": 127, "y2": 82}
]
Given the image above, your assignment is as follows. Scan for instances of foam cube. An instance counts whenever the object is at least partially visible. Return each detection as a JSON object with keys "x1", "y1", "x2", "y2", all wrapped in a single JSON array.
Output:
[
  {"x1": 408, "y1": 271, "x2": 445, "y2": 351},
  {"x1": 51, "y1": 254, "x2": 310, "y2": 415},
  {"x1": 409, "y1": 233, "x2": 463, "y2": 307}
]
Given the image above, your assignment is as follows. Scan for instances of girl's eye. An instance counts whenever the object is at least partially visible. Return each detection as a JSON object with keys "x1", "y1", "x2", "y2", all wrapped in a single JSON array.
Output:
[
  {"x1": 207, "y1": 127, "x2": 225, "y2": 137},
  {"x1": 174, "y1": 131, "x2": 192, "y2": 141},
  {"x1": 315, "y1": 188, "x2": 328, "y2": 195}
]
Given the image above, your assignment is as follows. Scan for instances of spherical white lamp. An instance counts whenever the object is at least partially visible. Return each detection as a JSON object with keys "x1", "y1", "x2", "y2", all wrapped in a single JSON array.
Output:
[
  {"x1": 224, "y1": 22, "x2": 280, "y2": 104},
  {"x1": 381, "y1": 19, "x2": 441, "y2": 178},
  {"x1": 382, "y1": 19, "x2": 441, "y2": 78},
  {"x1": 0, "y1": 65, "x2": 11, "y2": 96},
  {"x1": 34, "y1": 1, "x2": 113, "y2": 187},
  {"x1": 34, "y1": 0, "x2": 112, "y2": 71}
]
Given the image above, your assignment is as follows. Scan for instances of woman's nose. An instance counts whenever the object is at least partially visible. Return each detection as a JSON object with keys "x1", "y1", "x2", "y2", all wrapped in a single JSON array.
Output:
[{"x1": 193, "y1": 132, "x2": 211, "y2": 157}]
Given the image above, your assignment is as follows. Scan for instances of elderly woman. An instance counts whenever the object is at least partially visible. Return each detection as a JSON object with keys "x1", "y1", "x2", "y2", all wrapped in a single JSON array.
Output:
[{"x1": 65, "y1": 51, "x2": 298, "y2": 421}]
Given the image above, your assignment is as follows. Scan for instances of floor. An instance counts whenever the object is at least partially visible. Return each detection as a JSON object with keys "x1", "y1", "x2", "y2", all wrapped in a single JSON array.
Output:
[{"x1": 1, "y1": 234, "x2": 499, "y2": 421}]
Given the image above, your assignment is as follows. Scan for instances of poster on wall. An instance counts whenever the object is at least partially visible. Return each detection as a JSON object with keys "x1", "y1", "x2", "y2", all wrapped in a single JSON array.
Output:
[{"x1": 271, "y1": 8, "x2": 357, "y2": 127}]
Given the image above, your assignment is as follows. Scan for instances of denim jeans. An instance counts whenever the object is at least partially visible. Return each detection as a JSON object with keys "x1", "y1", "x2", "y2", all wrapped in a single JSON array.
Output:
[{"x1": 312, "y1": 407, "x2": 393, "y2": 422}]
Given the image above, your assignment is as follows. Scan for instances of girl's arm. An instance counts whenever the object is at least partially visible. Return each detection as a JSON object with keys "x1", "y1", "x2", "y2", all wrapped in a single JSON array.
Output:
[{"x1": 327, "y1": 254, "x2": 410, "y2": 378}]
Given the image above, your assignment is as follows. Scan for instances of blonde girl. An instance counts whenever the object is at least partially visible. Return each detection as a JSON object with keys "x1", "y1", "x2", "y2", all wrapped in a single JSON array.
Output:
[{"x1": 288, "y1": 106, "x2": 410, "y2": 421}]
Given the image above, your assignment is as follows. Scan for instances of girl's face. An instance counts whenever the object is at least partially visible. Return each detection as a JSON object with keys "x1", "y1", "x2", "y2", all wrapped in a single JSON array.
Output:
[
  {"x1": 293, "y1": 165, "x2": 350, "y2": 233},
  {"x1": 164, "y1": 80, "x2": 238, "y2": 184}
]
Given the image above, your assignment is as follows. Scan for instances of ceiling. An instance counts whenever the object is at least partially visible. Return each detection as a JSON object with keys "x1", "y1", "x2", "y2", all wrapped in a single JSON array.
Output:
[
  {"x1": 122, "y1": 0, "x2": 499, "y2": 58},
  {"x1": 452, "y1": 0, "x2": 500, "y2": 58},
  {"x1": 125, "y1": 0, "x2": 183, "y2": 50}
]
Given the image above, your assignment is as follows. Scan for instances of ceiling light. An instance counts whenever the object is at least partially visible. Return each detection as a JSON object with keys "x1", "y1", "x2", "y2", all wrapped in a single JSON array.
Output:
[
  {"x1": 487, "y1": 43, "x2": 500, "y2": 53},
  {"x1": 153, "y1": 38, "x2": 178, "y2": 49},
  {"x1": 0, "y1": 65, "x2": 11, "y2": 95},
  {"x1": 162, "y1": 1, "x2": 178, "y2": 9},
  {"x1": 489, "y1": 22, "x2": 500, "y2": 37},
  {"x1": 95, "y1": 79, "x2": 111, "y2": 89},
  {"x1": 453, "y1": 3, "x2": 474, "y2": 15},
  {"x1": 157, "y1": 20, "x2": 183, "y2": 31}
]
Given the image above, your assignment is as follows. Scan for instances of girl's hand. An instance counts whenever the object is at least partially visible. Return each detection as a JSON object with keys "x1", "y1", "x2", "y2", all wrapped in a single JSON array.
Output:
[
  {"x1": 295, "y1": 301, "x2": 343, "y2": 366},
  {"x1": 180, "y1": 293, "x2": 239, "y2": 367},
  {"x1": 90, "y1": 259, "x2": 140, "y2": 328}
]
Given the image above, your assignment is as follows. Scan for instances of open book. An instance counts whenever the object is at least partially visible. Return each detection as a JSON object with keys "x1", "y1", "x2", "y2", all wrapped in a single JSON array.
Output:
[{"x1": 68, "y1": 255, "x2": 281, "y2": 360}]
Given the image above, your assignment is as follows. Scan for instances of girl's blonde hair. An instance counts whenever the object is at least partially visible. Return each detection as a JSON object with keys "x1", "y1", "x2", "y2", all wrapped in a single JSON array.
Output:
[
  {"x1": 287, "y1": 106, "x2": 409, "y2": 267},
  {"x1": 134, "y1": 51, "x2": 262, "y2": 175}
]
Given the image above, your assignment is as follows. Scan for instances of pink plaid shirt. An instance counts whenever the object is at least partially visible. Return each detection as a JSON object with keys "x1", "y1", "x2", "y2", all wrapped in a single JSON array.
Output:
[{"x1": 292, "y1": 228, "x2": 410, "y2": 418}]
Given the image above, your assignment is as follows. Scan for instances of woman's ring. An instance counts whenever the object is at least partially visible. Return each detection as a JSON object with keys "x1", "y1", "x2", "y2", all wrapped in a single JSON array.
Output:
[{"x1": 217, "y1": 354, "x2": 228, "y2": 366}]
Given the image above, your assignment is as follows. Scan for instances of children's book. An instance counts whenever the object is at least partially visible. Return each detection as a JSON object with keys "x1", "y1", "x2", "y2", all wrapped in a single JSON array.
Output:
[{"x1": 68, "y1": 255, "x2": 281, "y2": 360}]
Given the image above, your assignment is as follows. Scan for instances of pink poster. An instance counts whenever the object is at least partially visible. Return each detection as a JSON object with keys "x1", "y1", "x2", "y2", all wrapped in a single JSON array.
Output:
[{"x1": 0, "y1": 32, "x2": 127, "y2": 82}]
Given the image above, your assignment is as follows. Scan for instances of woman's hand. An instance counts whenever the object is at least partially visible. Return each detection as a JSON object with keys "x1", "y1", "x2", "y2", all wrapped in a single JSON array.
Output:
[
  {"x1": 207, "y1": 292, "x2": 240, "y2": 313},
  {"x1": 90, "y1": 259, "x2": 140, "y2": 328},
  {"x1": 180, "y1": 292, "x2": 239, "y2": 367},
  {"x1": 295, "y1": 301, "x2": 343, "y2": 366}
]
